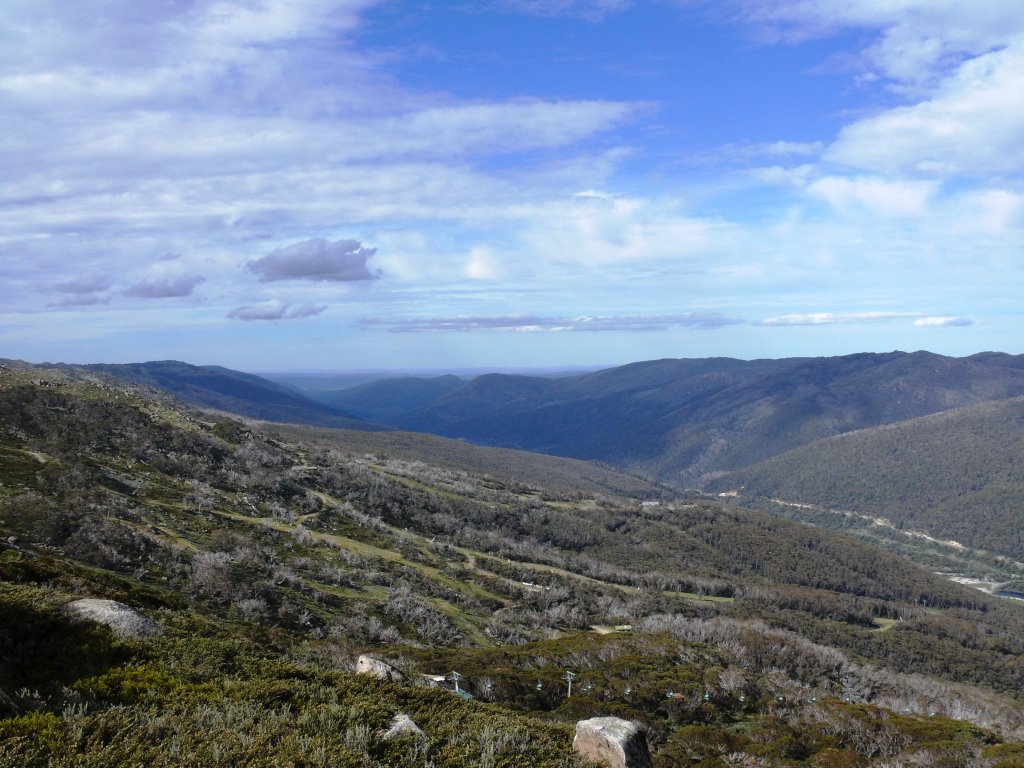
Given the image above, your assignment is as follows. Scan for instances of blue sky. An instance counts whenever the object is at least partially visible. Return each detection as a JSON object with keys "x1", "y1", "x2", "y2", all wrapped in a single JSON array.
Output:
[{"x1": 1, "y1": 0, "x2": 1022, "y2": 372}]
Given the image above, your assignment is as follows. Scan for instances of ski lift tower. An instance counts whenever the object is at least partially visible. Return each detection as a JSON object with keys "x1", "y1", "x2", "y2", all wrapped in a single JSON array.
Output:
[{"x1": 563, "y1": 670, "x2": 576, "y2": 698}]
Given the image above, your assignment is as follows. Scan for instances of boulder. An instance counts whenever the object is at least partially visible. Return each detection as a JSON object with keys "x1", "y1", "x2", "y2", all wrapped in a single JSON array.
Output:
[
  {"x1": 63, "y1": 599, "x2": 162, "y2": 639},
  {"x1": 381, "y1": 713, "x2": 425, "y2": 741},
  {"x1": 573, "y1": 717, "x2": 653, "y2": 768},
  {"x1": 355, "y1": 654, "x2": 404, "y2": 682}
]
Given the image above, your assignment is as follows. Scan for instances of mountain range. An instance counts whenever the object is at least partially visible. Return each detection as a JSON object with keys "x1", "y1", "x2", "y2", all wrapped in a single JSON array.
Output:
[
  {"x1": 382, "y1": 351, "x2": 1024, "y2": 484},
  {"x1": 43, "y1": 351, "x2": 1024, "y2": 575},
  {"x1": 4, "y1": 358, "x2": 1024, "y2": 765},
  {"x1": 84, "y1": 352, "x2": 1024, "y2": 489}
]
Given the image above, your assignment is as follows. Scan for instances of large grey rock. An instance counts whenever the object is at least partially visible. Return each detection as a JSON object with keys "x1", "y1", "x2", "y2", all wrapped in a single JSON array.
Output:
[
  {"x1": 64, "y1": 599, "x2": 162, "y2": 639},
  {"x1": 381, "y1": 713, "x2": 425, "y2": 741},
  {"x1": 573, "y1": 717, "x2": 653, "y2": 768},
  {"x1": 355, "y1": 654, "x2": 404, "y2": 682}
]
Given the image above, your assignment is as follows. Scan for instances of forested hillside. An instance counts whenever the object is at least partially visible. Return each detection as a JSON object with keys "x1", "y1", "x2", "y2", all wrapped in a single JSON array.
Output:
[
  {"x1": 308, "y1": 374, "x2": 465, "y2": 421},
  {"x1": 706, "y1": 396, "x2": 1024, "y2": 561},
  {"x1": 4, "y1": 361, "x2": 1024, "y2": 766},
  {"x1": 385, "y1": 351, "x2": 1024, "y2": 484}
]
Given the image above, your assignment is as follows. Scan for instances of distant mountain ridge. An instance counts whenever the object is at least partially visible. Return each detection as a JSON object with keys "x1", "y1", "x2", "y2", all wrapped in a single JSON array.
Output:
[
  {"x1": 81, "y1": 360, "x2": 377, "y2": 431},
  {"x1": 384, "y1": 351, "x2": 1024, "y2": 484},
  {"x1": 307, "y1": 374, "x2": 464, "y2": 421},
  {"x1": 62, "y1": 352, "x2": 1024, "y2": 490}
]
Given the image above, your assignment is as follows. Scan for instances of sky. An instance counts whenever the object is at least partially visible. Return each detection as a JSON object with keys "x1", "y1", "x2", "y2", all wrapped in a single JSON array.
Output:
[{"x1": 1, "y1": 0, "x2": 1022, "y2": 372}]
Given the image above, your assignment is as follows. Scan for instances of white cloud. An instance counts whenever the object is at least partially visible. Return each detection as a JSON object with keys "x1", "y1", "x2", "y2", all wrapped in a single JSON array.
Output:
[
  {"x1": 0, "y1": 0, "x2": 1019, "y2": 364},
  {"x1": 807, "y1": 176, "x2": 936, "y2": 217},
  {"x1": 512, "y1": 193, "x2": 730, "y2": 268},
  {"x1": 826, "y1": 41, "x2": 1024, "y2": 176},
  {"x1": 726, "y1": 0, "x2": 1024, "y2": 86},
  {"x1": 946, "y1": 189, "x2": 1024, "y2": 235},
  {"x1": 368, "y1": 101, "x2": 641, "y2": 160},
  {"x1": 466, "y1": 247, "x2": 502, "y2": 281},
  {"x1": 227, "y1": 299, "x2": 327, "y2": 321},
  {"x1": 760, "y1": 312, "x2": 924, "y2": 326},
  {"x1": 0, "y1": 0, "x2": 642, "y2": 330},
  {"x1": 247, "y1": 238, "x2": 380, "y2": 283},
  {"x1": 359, "y1": 312, "x2": 742, "y2": 333},
  {"x1": 914, "y1": 316, "x2": 977, "y2": 327},
  {"x1": 745, "y1": 163, "x2": 817, "y2": 188},
  {"x1": 714, "y1": 2, "x2": 1024, "y2": 186}
]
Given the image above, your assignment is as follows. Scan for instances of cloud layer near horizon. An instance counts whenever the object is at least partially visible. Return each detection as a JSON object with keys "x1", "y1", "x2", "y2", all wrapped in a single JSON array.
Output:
[{"x1": 359, "y1": 313, "x2": 743, "y2": 333}]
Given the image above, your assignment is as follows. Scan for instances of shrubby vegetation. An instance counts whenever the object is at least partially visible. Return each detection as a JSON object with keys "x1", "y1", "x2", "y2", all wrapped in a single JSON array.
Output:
[{"x1": 3, "y1": 362, "x2": 1024, "y2": 766}]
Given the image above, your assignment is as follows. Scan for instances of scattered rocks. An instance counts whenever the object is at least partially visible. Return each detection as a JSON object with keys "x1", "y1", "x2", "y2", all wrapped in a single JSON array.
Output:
[
  {"x1": 355, "y1": 654, "x2": 404, "y2": 682},
  {"x1": 573, "y1": 717, "x2": 653, "y2": 768},
  {"x1": 63, "y1": 599, "x2": 163, "y2": 639},
  {"x1": 381, "y1": 713, "x2": 425, "y2": 741}
]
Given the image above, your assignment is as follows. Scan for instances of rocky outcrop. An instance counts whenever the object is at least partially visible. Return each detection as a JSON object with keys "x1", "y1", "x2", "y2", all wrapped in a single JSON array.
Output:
[
  {"x1": 573, "y1": 717, "x2": 653, "y2": 768},
  {"x1": 63, "y1": 599, "x2": 162, "y2": 639},
  {"x1": 355, "y1": 654, "x2": 404, "y2": 682},
  {"x1": 381, "y1": 713, "x2": 425, "y2": 741}
]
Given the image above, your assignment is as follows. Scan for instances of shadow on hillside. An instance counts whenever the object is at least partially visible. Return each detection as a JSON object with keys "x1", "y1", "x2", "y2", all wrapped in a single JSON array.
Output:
[{"x1": 0, "y1": 595, "x2": 132, "y2": 704}]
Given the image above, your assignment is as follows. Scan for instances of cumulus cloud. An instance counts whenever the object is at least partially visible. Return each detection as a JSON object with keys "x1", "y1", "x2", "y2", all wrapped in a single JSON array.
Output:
[
  {"x1": 913, "y1": 316, "x2": 977, "y2": 327},
  {"x1": 2, "y1": 0, "x2": 1019, "y2": 362},
  {"x1": 123, "y1": 274, "x2": 205, "y2": 298},
  {"x1": 359, "y1": 313, "x2": 742, "y2": 333},
  {"x1": 725, "y1": 0, "x2": 1024, "y2": 85},
  {"x1": 227, "y1": 300, "x2": 326, "y2": 321},
  {"x1": 0, "y1": 2, "x2": 639, "y2": 305},
  {"x1": 716, "y1": 3, "x2": 1024, "y2": 182},
  {"x1": 760, "y1": 312, "x2": 924, "y2": 326},
  {"x1": 826, "y1": 42, "x2": 1024, "y2": 176},
  {"x1": 247, "y1": 238, "x2": 380, "y2": 283},
  {"x1": 511, "y1": 193, "x2": 729, "y2": 268},
  {"x1": 807, "y1": 176, "x2": 936, "y2": 217}
]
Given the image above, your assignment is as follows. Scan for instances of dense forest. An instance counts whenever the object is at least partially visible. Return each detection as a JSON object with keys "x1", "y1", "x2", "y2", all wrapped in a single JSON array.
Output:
[{"x1": 707, "y1": 397, "x2": 1024, "y2": 561}]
